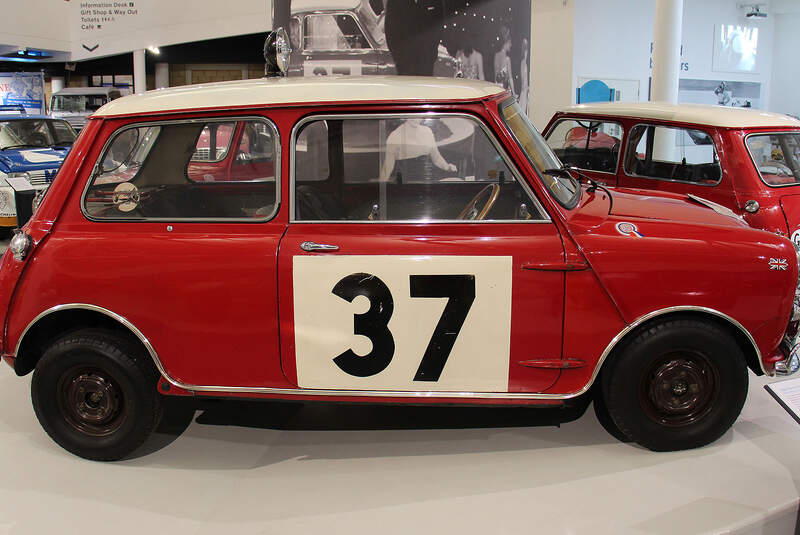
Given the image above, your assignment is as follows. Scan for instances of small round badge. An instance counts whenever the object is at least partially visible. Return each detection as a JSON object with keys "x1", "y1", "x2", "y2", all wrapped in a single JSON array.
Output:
[
  {"x1": 616, "y1": 222, "x2": 644, "y2": 237},
  {"x1": 112, "y1": 182, "x2": 140, "y2": 213}
]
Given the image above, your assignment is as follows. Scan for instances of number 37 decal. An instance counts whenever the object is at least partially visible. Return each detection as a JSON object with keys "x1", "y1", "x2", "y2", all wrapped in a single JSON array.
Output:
[
  {"x1": 333, "y1": 273, "x2": 475, "y2": 381},
  {"x1": 293, "y1": 255, "x2": 512, "y2": 392}
]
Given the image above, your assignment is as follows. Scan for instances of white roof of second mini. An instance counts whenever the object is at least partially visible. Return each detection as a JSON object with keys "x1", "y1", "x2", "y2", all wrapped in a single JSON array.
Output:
[
  {"x1": 94, "y1": 76, "x2": 507, "y2": 117},
  {"x1": 558, "y1": 102, "x2": 800, "y2": 129}
]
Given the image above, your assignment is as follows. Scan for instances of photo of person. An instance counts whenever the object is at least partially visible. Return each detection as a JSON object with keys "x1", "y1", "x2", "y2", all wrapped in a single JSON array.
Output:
[
  {"x1": 273, "y1": 0, "x2": 532, "y2": 114},
  {"x1": 493, "y1": 26, "x2": 515, "y2": 94},
  {"x1": 380, "y1": 118, "x2": 458, "y2": 181}
]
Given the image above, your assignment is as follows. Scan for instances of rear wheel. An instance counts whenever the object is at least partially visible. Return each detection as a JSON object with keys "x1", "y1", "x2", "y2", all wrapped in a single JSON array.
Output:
[
  {"x1": 600, "y1": 319, "x2": 748, "y2": 451},
  {"x1": 31, "y1": 329, "x2": 162, "y2": 461}
]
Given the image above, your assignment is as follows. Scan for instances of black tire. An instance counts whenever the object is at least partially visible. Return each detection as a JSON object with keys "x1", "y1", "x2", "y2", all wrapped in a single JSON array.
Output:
[
  {"x1": 600, "y1": 319, "x2": 748, "y2": 451},
  {"x1": 592, "y1": 391, "x2": 632, "y2": 443},
  {"x1": 31, "y1": 328, "x2": 162, "y2": 461}
]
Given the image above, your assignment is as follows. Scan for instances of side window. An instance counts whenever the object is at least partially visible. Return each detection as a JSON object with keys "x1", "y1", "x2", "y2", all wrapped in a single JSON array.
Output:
[
  {"x1": 295, "y1": 120, "x2": 330, "y2": 181},
  {"x1": 293, "y1": 115, "x2": 546, "y2": 222},
  {"x1": 191, "y1": 122, "x2": 234, "y2": 162},
  {"x1": 624, "y1": 124, "x2": 721, "y2": 185},
  {"x1": 84, "y1": 118, "x2": 278, "y2": 220},
  {"x1": 303, "y1": 14, "x2": 369, "y2": 50},
  {"x1": 746, "y1": 133, "x2": 800, "y2": 187},
  {"x1": 545, "y1": 119, "x2": 622, "y2": 173}
]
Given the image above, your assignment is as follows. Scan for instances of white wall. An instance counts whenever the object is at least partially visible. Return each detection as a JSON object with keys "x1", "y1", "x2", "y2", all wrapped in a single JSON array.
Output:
[
  {"x1": 530, "y1": 0, "x2": 575, "y2": 130},
  {"x1": 770, "y1": 13, "x2": 800, "y2": 117},
  {"x1": 0, "y1": 1, "x2": 71, "y2": 52},
  {"x1": 572, "y1": 0, "x2": 653, "y2": 103},
  {"x1": 567, "y1": 0, "x2": 774, "y2": 109},
  {"x1": 680, "y1": 0, "x2": 773, "y2": 107}
]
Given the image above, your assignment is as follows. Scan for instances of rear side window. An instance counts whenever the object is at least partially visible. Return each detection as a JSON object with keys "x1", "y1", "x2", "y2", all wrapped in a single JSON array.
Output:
[
  {"x1": 545, "y1": 119, "x2": 622, "y2": 173},
  {"x1": 624, "y1": 124, "x2": 721, "y2": 185},
  {"x1": 746, "y1": 133, "x2": 800, "y2": 187},
  {"x1": 83, "y1": 117, "x2": 279, "y2": 220}
]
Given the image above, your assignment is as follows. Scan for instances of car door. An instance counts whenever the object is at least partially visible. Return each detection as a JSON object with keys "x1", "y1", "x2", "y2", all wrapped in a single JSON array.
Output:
[{"x1": 278, "y1": 112, "x2": 566, "y2": 394}]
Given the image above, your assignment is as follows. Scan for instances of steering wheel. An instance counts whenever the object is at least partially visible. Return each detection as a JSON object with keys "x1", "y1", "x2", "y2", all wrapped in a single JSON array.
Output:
[{"x1": 458, "y1": 184, "x2": 500, "y2": 220}]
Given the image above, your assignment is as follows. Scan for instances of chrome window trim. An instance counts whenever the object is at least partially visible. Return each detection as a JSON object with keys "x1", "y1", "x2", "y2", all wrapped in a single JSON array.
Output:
[
  {"x1": 624, "y1": 122, "x2": 722, "y2": 187},
  {"x1": 743, "y1": 130, "x2": 800, "y2": 188},
  {"x1": 13, "y1": 304, "x2": 767, "y2": 401},
  {"x1": 80, "y1": 115, "x2": 281, "y2": 224},
  {"x1": 289, "y1": 112, "x2": 552, "y2": 224},
  {"x1": 544, "y1": 117, "x2": 624, "y2": 177}
]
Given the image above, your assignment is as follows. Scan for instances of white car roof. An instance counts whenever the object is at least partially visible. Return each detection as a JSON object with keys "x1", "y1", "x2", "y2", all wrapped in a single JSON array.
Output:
[
  {"x1": 557, "y1": 102, "x2": 800, "y2": 129},
  {"x1": 94, "y1": 76, "x2": 507, "y2": 117}
]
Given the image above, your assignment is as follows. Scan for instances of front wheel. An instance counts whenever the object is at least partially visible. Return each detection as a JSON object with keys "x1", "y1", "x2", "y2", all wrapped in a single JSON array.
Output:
[
  {"x1": 31, "y1": 329, "x2": 162, "y2": 461},
  {"x1": 600, "y1": 319, "x2": 748, "y2": 451}
]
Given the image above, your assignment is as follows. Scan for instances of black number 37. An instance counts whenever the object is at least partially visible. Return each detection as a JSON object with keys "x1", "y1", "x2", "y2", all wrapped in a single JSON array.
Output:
[{"x1": 332, "y1": 273, "x2": 475, "y2": 381}]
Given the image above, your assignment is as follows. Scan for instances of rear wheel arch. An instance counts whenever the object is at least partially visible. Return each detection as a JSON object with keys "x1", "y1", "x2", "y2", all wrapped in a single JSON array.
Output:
[{"x1": 13, "y1": 305, "x2": 161, "y2": 378}]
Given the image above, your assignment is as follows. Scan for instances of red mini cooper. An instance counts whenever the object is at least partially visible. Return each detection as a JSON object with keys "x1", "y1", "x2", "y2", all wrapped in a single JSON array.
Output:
[
  {"x1": 0, "y1": 66, "x2": 798, "y2": 460},
  {"x1": 543, "y1": 102, "x2": 800, "y2": 244}
]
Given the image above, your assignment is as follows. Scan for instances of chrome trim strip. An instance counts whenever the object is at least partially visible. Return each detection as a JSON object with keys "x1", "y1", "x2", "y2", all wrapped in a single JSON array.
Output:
[
  {"x1": 289, "y1": 112, "x2": 552, "y2": 224},
  {"x1": 14, "y1": 304, "x2": 161, "y2": 372},
  {"x1": 80, "y1": 115, "x2": 282, "y2": 224},
  {"x1": 580, "y1": 306, "x2": 768, "y2": 391},
  {"x1": 686, "y1": 194, "x2": 744, "y2": 221},
  {"x1": 624, "y1": 122, "x2": 721, "y2": 187},
  {"x1": 743, "y1": 130, "x2": 800, "y2": 189},
  {"x1": 14, "y1": 304, "x2": 767, "y2": 399}
]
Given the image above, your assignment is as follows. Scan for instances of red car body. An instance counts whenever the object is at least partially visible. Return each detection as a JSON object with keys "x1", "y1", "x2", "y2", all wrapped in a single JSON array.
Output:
[
  {"x1": 544, "y1": 102, "x2": 800, "y2": 240},
  {"x1": 0, "y1": 78, "x2": 797, "y2": 459}
]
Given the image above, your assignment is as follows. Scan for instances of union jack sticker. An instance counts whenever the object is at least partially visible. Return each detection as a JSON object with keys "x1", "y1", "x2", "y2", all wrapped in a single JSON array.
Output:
[{"x1": 769, "y1": 258, "x2": 788, "y2": 271}]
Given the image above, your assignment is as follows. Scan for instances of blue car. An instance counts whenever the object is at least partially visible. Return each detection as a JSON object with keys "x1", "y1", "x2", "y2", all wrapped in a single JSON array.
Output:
[{"x1": 0, "y1": 105, "x2": 76, "y2": 230}]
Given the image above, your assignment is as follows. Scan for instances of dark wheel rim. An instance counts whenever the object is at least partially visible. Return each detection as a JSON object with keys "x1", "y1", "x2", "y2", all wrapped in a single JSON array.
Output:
[
  {"x1": 641, "y1": 351, "x2": 719, "y2": 427},
  {"x1": 57, "y1": 366, "x2": 127, "y2": 437}
]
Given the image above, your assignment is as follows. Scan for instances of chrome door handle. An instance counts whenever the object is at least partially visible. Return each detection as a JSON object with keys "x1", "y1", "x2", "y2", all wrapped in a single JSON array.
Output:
[{"x1": 300, "y1": 241, "x2": 339, "y2": 252}]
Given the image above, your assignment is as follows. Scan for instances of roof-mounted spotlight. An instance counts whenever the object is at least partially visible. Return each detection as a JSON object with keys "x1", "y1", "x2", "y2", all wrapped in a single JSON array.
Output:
[{"x1": 263, "y1": 27, "x2": 291, "y2": 77}]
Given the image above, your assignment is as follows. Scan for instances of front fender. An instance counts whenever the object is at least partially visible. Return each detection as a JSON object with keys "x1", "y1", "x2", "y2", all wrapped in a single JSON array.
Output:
[{"x1": 574, "y1": 217, "x2": 796, "y2": 366}]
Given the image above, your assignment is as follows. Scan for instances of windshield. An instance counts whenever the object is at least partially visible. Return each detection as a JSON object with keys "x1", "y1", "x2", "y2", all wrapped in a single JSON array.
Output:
[
  {"x1": 51, "y1": 94, "x2": 108, "y2": 113},
  {"x1": 746, "y1": 132, "x2": 800, "y2": 187},
  {"x1": 0, "y1": 119, "x2": 77, "y2": 149},
  {"x1": 499, "y1": 99, "x2": 580, "y2": 209}
]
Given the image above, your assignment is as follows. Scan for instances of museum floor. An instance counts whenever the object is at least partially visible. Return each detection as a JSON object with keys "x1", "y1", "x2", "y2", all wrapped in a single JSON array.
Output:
[{"x1": 0, "y1": 368, "x2": 796, "y2": 534}]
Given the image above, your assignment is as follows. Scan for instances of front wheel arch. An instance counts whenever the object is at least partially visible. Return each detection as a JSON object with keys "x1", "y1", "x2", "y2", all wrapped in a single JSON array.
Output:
[
  {"x1": 596, "y1": 308, "x2": 764, "y2": 383},
  {"x1": 597, "y1": 316, "x2": 749, "y2": 451}
]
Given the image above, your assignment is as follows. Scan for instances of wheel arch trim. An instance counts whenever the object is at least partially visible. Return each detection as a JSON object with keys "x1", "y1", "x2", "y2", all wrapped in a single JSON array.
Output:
[
  {"x1": 12, "y1": 303, "x2": 766, "y2": 400},
  {"x1": 587, "y1": 306, "x2": 767, "y2": 387},
  {"x1": 14, "y1": 303, "x2": 166, "y2": 378}
]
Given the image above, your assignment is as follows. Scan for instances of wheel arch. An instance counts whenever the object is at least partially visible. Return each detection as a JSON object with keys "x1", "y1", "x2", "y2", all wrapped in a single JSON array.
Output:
[
  {"x1": 592, "y1": 307, "x2": 765, "y2": 390},
  {"x1": 13, "y1": 304, "x2": 163, "y2": 377}
]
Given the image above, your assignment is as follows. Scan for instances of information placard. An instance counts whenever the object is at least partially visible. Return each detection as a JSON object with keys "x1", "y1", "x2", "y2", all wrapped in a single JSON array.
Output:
[
  {"x1": 764, "y1": 378, "x2": 800, "y2": 425},
  {"x1": 71, "y1": 0, "x2": 271, "y2": 60}
]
